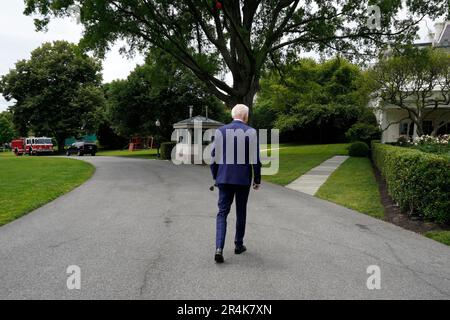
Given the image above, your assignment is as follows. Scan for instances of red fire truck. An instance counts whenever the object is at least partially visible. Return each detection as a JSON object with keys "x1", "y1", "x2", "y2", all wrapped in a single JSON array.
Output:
[{"x1": 11, "y1": 137, "x2": 54, "y2": 156}]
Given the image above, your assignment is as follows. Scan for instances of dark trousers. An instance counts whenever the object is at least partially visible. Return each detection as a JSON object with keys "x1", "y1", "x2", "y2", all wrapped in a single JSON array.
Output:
[{"x1": 216, "y1": 184, "x2": 251, "y2": 249}]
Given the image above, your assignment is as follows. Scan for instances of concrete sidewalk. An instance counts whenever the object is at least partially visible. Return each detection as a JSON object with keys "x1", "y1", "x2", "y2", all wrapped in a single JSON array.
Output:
[{"x1": 286, "y1": 155, "x2": 349, "y2": 195}]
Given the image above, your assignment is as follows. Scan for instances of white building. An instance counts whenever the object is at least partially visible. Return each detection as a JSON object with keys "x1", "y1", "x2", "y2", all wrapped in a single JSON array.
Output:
[{"x1": 375, "y1": 21, "x2": 450, "y2": 143}]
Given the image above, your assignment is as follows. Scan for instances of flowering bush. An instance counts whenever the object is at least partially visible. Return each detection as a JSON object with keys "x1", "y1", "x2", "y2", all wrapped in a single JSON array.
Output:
[
  {"x1": 412, "y1": 134, "x2": 450, "y2": 145},
  {"x1": 402, "y1": 135, "x2": 450, "y2": 157},
  {"x1": 396, "y1": 135, "x2": 410, "y2": 146}
]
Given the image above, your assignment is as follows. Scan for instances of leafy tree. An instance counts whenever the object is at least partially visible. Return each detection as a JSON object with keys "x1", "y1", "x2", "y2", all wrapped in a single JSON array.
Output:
[
  {"x1": 96, "y1": 121, "x2": 129, "y2": 150},
  {"x1": 252, "y1": 99, "x2": 275, "y2": 130},
  {"x1": 0, "y1": 41, "x2": 105, "y2": 152},
  {"x1": 345, "y1": 122, "x2": 381, "y2": 145},
  {"x1": 253, "y1": 57, "x2": 375, "y2": 142},
  {"x1": 257, "y1": 57, "x2": 372, "y2": 109},
  {"x1": 274, "y1": 103, "x2": 374, "y2": 142},
  {"x1": 369, "y1": 47, "x2": 450, "y2": 136},
  {"x1": 23, "y1": 0, "x2": 448, "y2": 109},
  {"x1": 105, "y1": 51, "x2": 228, "y2": 140},
  {"x1": 0, "y1": 111, "x2": 16, "y2": 146}
]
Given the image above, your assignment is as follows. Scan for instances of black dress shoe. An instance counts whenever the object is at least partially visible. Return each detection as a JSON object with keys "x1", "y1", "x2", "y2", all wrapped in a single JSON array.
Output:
[
  {"x1": 234, "y1": 245, "x2": 247, "y2": 254},
  {"x1": 214, "y1": 249, "x2": 224, "y2": 263}
]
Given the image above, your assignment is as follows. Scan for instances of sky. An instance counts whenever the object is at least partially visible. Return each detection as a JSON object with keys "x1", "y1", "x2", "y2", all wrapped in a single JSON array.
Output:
[
  {"x1": 0, "y1": 1, "x2": 439, "y2": 112},
  {"x1": 0, "y1": 1, "x2": 145, "y2": 111}
]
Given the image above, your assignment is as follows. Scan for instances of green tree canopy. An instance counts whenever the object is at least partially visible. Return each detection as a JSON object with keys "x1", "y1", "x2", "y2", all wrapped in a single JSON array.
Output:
[
  {"x1": 258, "y1": 57, "x2": 371, "y2": 111},
  {"x1": 0, "y1": 111, "x2": 16, "y2": 146},
  {"x1": 0, "y1": 41, "x2": 105, "y2": 152},
  {"x1": 105, "y1": 50, "x2": 228, "y2": 140},
  {"x1": 23, "y1": 0, "x2": 449, "y2": 108},
  {"x1": 254, "y1": 57, "x2": 376, "y2": 142}
]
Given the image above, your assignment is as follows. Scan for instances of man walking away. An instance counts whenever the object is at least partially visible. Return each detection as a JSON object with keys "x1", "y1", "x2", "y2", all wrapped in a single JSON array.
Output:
[{"x1": 210, "y1": 104, "x2": 261, "y2": 263}]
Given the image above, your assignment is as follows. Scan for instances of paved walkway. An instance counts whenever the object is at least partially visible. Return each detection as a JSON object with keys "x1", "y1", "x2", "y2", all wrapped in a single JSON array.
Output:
[
  {"x1": 0, "y1": 156, "x2": 449, "y2": 299},
  {"x1": 286, "y1": 155, "x2": 349, "y2": 195}
]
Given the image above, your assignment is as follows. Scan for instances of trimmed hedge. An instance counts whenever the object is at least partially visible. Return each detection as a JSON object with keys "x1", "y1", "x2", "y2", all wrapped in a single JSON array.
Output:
[
  {"x1": 348, "y1": 141, "x2": 369, "y2": 157},
  {"x1": 160, "y1": 142, "x2": 176, "y2": 160},
  {"x1": 372, "y1": 142, "x2": 450, "y2": 224}
]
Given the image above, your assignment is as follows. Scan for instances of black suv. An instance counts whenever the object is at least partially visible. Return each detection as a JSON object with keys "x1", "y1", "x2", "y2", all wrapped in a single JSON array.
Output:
[{"x1": 66, "y1": 141, "x2": 97, "y2": 156}]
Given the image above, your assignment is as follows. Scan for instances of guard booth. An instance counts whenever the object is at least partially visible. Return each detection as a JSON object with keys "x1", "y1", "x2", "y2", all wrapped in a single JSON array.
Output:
[{"x1": 173, "y1": 115, "x2": 223, "y2": 164}]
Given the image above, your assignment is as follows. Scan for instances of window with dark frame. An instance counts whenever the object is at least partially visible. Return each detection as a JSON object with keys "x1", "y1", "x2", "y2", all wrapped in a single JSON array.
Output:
[
  {"x1": 423, "y1": 120, "x2": 433, "y2": 135},
  {"x1": 399, "y1": 122, "x2": 409, "y2": 135}
]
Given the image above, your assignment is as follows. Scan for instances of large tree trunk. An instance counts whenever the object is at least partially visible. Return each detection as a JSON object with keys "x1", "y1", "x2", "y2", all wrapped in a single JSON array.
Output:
[
  {"x1": 415, "y1": 119, "x2": 424, "y2": 137},
  {"x1": 225, "y1": 77, "x2": 260, "y2": 125},
  {"x1": 225, "y1": 79, "x2": 258, "y2": 107},
  {"x1": 226, "y1": 91, "x2": 258, "y2": 126}
]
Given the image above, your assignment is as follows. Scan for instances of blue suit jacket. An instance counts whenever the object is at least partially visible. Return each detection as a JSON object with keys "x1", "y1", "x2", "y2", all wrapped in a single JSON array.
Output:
[{"x1": 210, "y1": 120, "x2": 261, "y2": 186}]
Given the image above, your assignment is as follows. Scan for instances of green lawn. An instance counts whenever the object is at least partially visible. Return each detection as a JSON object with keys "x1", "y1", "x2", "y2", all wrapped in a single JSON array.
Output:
[
  {"x1": 0, "y1": 151, "x2": 13, "y2": 158},
  {"x1": 98, "y1": 144, "x2": 346, "y2": 179},
  {"x1": 262, "y1": 143, "x2": 349, "y2": 185},
  {"x1": 96, "y1": 149, "x2": 158, "y2": 159},
  {"x1": 425, "y1": 231, "x2": 450, "y2": 246},
  {"x1": 316, "y1": 157, "x2": 385, "y2": 219},
  {"x1": 0, "y1": 153, "x2": 94, "y2": 226}
]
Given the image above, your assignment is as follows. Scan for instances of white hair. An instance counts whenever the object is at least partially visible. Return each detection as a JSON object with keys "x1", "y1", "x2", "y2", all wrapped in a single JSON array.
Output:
[{"x1": 231, "y1": 104, "x2": 249, "y2": 120}]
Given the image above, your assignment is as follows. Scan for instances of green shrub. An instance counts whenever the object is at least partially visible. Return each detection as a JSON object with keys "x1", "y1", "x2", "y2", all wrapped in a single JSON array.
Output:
[
  {"x1": 160, "y1": 142, "x2": 176, "y2": 160},
  {"x1": 357, "y1": 109, "x2": 379, "y2": 126},
  {"x1": 372, "y1": 143, "x2": 450, "y2": 224},
  {"x1": 408, "y1": 135, "x2": 450, "y2": 155},
  {"x1": 348, "y1": 141, "x2": 369, "y2": 157},
  {"x1": 274, "y1": 104, "x2": 373, "y2": 143},
  {"x1": 345, "y1": 123, "x2": 381, "y2": 144}
]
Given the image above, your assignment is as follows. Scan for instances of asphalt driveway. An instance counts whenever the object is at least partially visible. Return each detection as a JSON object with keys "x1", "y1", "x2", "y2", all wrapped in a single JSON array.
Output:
[{"x1": 0, "y1": 156, "x2": 449, "y2": 299}]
